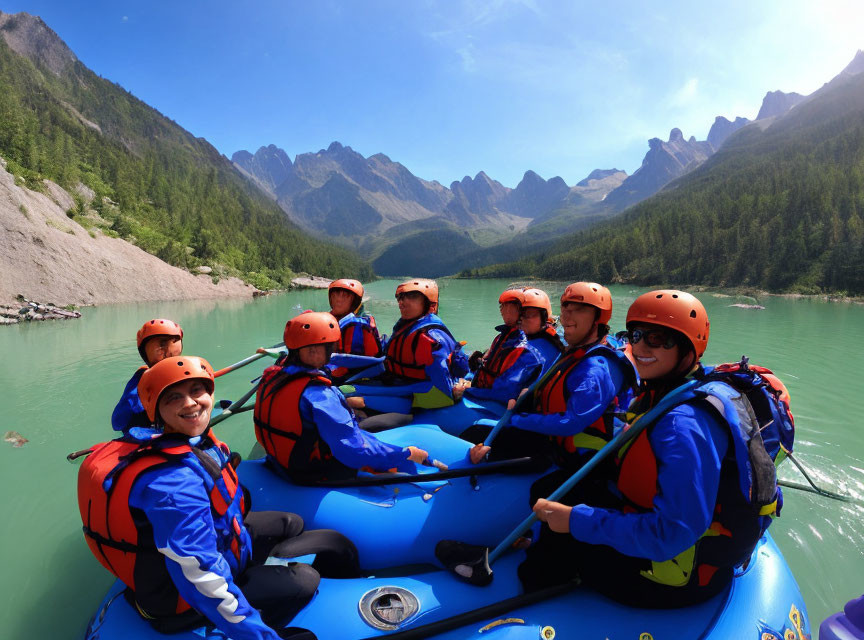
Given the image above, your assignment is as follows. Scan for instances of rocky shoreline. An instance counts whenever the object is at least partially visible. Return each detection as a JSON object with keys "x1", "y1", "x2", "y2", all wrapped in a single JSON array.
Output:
[
  {"x1": 0, "y1": 295, "x2": 82, "y2": 324},
  {"x1": 1, "y1": 155, "x2": 258, "y2": 316}
]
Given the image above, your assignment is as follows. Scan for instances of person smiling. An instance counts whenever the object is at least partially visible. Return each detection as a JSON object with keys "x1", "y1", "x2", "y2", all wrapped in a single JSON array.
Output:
[
  {"x1": 519, "y1": 288, "x2": 565, "y2": 375},
  {"x1": 469, "y1": 282, "x2": 636, "y2": 467},
  {"x1": 523, "y1": 290, "x2": 777, "y2": 608},
  {"x1": 79, "y1": 356, "x2": 359, "y2": 640},
  {"x1": 111, "y1": 318, "x2": 184, "y2": 433},
  {"x1": 327, "y1": 278, "x2": 382, "y2": 358},
  {"x1": 453, "y1": 288, "x2": 543, "y2": 408},
  {"x1": 348, "y1": 279, "x2": 469, "y2": 413}
]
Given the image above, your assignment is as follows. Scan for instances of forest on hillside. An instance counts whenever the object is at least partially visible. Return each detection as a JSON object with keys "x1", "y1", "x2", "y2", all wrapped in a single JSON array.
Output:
[
  {"x1": 462, "y1": 77, "x2": 864, "y2": 296},
  {"x1": 0, "y1": 39, "x2": 371, "y2": 288}
]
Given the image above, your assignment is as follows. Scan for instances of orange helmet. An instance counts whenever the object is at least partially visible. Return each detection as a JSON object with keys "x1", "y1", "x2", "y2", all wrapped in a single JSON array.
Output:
[
  {"x1": 138, "y1": 356, "x2": 214, "y2": 423},
  {"x1": 283, "y1": 311, "x2": 341, "y2": 350},
  {"x1": 561, "y1": 282, "x2": 612, "y2": 325},
  {"x1": 521, "y1": 288, "x2": 552, "y2": 319},
  {"x1": 395, "y1": 279, "x2": 439, "y2": 313},
  {"x1": 328, "y1": 279, "x2": 364, "y2": 299},
  {"x1": 136, "y1": 318, "x2": 183, "y2": 360},
  {"x1": 626, "y1": 290, "x2": 710, "y2": 358},
  {"x1": 498, "y1": 289, "x2": 525, "y2": 306}
]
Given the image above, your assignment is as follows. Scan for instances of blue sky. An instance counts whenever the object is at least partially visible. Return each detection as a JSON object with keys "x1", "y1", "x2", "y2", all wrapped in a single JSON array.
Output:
[{"x1": 3, "y1": 0, "x2": 863, "y2": 187}]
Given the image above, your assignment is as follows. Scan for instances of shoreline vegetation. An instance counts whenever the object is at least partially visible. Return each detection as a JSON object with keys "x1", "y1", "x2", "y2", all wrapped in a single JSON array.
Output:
[{"x1": 452, "y1": 275, "x2": 864, "y2": 305}]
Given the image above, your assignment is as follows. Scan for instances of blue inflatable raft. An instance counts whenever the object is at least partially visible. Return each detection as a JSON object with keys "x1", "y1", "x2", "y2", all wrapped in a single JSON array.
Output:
[
  {"x1": 84, "y1": 533, "x2": 810, "y2": 639},
  {"x1": 412, "y1": 398, "x2": 507, "y2": 437},
  {"x1": 238, "y1": 424, "x2": 544, "y2": 568}
]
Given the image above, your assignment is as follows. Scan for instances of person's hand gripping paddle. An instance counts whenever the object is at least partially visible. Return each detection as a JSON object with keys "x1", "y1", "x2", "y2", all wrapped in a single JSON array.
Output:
[{"x1": 436, "y1": 379, "x2": 701, "y2": 585}]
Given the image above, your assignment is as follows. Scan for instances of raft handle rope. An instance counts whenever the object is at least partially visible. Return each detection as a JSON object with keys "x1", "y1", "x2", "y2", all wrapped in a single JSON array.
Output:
[
  {"x1": 355, "y1": 579, "x2": 577, "y2": 640},
  {"x1": 291, "y1": 456, "x2": 539, "y2": 488}
]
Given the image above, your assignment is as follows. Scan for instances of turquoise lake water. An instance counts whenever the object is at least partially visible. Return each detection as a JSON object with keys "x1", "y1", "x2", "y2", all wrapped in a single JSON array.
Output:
[{"x1": 1, "y1": 278, "x2": 862, "y2": 638}]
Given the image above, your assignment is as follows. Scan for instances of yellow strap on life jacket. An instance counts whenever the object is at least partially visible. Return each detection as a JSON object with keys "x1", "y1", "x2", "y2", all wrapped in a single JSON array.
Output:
[
  {"x1": 568, "y1": 432, "x2": 609, "y2": 452},
  {"x1": 639, "y1": 544, "x2": 696, "y2": 587},
  {"x1": 759, "y1": 499, "x2": 778, "y2": 516}
]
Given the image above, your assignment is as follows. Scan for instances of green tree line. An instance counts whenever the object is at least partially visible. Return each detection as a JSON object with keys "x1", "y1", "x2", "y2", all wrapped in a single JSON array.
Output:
[
  {"x1": 463, "y1": 76, "x2": 864, "y2": 296},
  {"x1": 0, "y1": 39, "x2": 372, "y2": 287}
]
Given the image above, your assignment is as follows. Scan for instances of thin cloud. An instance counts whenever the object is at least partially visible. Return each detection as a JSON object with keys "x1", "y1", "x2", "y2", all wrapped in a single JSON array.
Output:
[{"x1": 669, "y1": 77, "x2": 700, "y2": 108}]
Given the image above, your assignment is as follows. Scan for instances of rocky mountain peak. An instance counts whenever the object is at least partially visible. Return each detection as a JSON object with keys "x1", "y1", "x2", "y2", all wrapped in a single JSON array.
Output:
[
  {"x1": 0, "y1": 11, "x2": 78, "y2": 76},
  {"x1": 0, "y1": 10, "x2": 77, "y2": 76},
  {"x1": 327, "y1": 141, "x2": 345, "y2": 153},
  {"x1": 231, "y1": 145, "x2": 293, "y2": 193},
  {"x1": 707, "y1": 115, "x2": 750, "y2": 150},
  {"x1": 841, "y1": 49, "x2": 864, "y2": 77},
  {"x1": 576, "y1": 169, "x2": 622, "y2": 186},
  {"x1": 756, "y1": 90, "x2": 805, "y2": 120},
  {"x1": 669, "y1": 128, "x2": 684, "y2": 143}
]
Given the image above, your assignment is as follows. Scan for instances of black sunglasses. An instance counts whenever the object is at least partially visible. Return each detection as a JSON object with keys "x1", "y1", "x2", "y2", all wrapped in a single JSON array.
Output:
[{"x1": 627, "y1": 328, "x2": 678, "y2": 350}]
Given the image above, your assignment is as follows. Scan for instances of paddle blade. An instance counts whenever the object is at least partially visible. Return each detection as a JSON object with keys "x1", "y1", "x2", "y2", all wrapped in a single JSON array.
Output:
[{"x1": 435, "y1": 540, "x2": 493, "y2": 586}]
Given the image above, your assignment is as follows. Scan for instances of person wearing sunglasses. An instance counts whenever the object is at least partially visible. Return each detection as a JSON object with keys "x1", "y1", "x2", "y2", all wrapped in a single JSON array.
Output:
[{"x1": 525, "y1": 290, "x2": 777, "y2": 609}]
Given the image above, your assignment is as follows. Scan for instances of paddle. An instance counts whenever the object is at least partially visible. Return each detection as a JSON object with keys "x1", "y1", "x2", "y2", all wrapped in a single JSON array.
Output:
[
  {"x1": 778, "y1": 480, "x2": 864, "y2": 508},
  {"x1": 780, "y1": 451, "x2": 864, "y2": 507},
  {"x1": 209, "y1": 382, "x2": 260, "y2": 427},
  {"x1": 482, "y1": 358, "x2": 560, "y2": 448},
  {"x1": 213, "y1": 342, "x2": 285, "y2": 378},
  {"x1": 437, "y1": 378, "x2": 701, "y2": 585}
]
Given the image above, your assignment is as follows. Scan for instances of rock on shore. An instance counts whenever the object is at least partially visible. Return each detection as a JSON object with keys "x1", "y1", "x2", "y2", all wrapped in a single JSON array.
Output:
[
  {"x1": 291, "y1": 275, "x2": 333, "y2": 289},
  {"x1": 0, "y1": 156, "x2": 255, "y2": 309}
]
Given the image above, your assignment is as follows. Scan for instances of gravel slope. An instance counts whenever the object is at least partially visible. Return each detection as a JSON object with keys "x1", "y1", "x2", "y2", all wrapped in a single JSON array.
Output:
[{"x1": 0, "y1": 157, "x2": 255, "y2": 308}]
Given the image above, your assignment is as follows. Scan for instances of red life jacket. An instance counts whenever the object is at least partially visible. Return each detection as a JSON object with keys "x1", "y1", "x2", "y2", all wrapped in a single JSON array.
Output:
[
  {"x1": 533, "y1": 340, "x2": 634, "y2": 470},
  {"x1": 473, "y1": 326, "x2": 526, "y2": 389},
  {"x1": 77, "y1": 433, "x2": 245, "y2": 618},
  {"x1": 384, "y1": 315, "x2": 452, "y2": 382},
  {"x1": 336, "y1": 313, "x2": 382, "y2": 358},
  {"x1": 253, "y1": 365, "x2": 353, "y2": 482},
  {"x1": 612, "y1": 378, "x2": 781, "y2": 590}
]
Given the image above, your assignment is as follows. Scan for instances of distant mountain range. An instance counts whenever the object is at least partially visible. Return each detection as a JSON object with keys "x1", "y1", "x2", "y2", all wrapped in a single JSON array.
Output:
[
  {"x1": 464, "y1": 50, "x2": 864, "y2": 296},
  {"x1": 234, "y1": 69, "x2": 817, "y2": 275},
  {"x1": 232, "y1": 142, "x2": 625, "y2": 242}
]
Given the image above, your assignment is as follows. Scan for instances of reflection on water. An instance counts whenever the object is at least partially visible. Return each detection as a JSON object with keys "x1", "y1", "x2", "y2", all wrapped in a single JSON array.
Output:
[{"x1": 1, "y1": 279, "x2": 862, "y2": 636}]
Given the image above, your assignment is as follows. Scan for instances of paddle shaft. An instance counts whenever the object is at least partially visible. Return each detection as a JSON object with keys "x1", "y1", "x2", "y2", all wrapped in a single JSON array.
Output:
[
  {"x1": 209, "y1": 382, "x2": 259, "y2": 427},
  {"x1": 487, "y1": 379, "x2": 701, "y2": 564},
  {"x1": 213, "y1": 342, "x2": 285, "y2": 378},
  {"x1": 484, "y1": 355, "x2": 561, "y2": 447},
  {"x1": 778, "y1": 479, "x2": 864, "y2": 507}
]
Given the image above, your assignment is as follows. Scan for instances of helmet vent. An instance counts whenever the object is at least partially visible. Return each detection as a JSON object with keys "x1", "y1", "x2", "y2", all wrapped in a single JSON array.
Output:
[
  {"x1": 329, "y1": 323, "x2": 335, "y2": 328},
  {"x1": 672, "y1": 294, "x2": 679, "y2": 298},
  {"x1": 690, "y1": 310, "x2": 697, "y2": 318},
  {"x1": 177, "y1": 360, "x2": 184, "y2": 366},
  {"x1": 655, "y1": 294, "x2": 663, "y2": 298},
  {"x1": 303, "y1": 324, "x2": 311, "y2": 329}
]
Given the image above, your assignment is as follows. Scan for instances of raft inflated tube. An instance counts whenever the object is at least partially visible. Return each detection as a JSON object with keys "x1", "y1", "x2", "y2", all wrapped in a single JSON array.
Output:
[
  {"x1": 356, "y1": 580, "x2": 577, "y2": 640},
  {"x1": 291, "y1": 457, "x2": 537, "y2": 487}
]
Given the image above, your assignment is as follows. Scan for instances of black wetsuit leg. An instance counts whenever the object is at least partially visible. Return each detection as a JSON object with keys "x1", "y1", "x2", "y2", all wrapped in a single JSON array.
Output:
[{"x1": 239, "y1": 511, "x2": 361, "y2": 627}]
